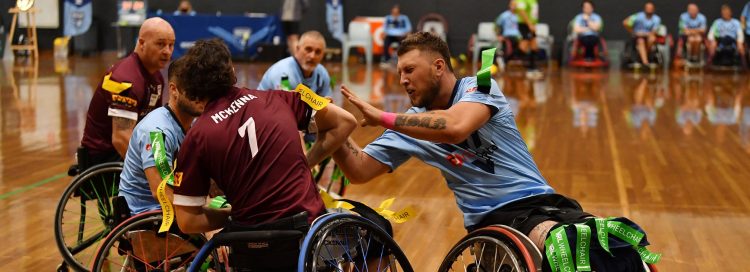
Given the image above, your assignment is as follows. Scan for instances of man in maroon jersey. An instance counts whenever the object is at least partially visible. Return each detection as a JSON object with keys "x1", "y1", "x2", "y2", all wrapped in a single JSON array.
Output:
[
  {"x1": 79, "y1": 17, "x2": 175, "y2": 168},
  {"x1": 171, "y1": 39, "x2": 356, "y2": 234}
]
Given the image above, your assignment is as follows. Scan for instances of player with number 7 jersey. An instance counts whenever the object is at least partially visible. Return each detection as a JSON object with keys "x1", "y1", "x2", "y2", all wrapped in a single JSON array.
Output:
[{"x1": 170, "y1": 39, "x2": 356, "y2": 234}]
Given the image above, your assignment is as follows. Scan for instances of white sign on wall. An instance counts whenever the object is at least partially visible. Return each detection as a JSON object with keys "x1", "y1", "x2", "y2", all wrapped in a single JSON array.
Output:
[{"x1": 18, "y1": 0, "x2": 60, "y2": 29}]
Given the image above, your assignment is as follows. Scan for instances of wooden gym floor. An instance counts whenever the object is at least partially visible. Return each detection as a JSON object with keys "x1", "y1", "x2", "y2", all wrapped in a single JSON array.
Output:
[{"x1": 1, "y1": 52, "x2": 749, "y2": 271}]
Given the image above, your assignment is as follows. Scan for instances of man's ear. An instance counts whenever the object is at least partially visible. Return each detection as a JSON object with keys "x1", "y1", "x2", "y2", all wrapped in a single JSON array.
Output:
[
  {"x1": 433, "y1": 58, "x2": 446, "y2": 77},
  {"x1": 168, "y1": 82, "x2": 178, "y2": 97}
]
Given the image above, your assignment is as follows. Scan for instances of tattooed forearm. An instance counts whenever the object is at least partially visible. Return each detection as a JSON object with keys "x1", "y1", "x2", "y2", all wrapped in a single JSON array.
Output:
[
  {"x1": 395, "y1": 115, "x2": 447, "y2": 130},
  {"x1": 345, "y1": 140, "x2": 359, "y2": 155}
]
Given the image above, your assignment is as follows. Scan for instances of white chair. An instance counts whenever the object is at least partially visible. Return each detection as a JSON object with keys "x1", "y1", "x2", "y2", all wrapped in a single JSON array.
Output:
[
  {"x1": 472, "y1": 22, "x2": 499, "y2": 72},
  {"x1": 342, "y1": 21, "x2": 373, "y2": 66},
  {"x1": 422, "y1": 21, "x2": 446, "y2": 41},
  {"x1": 535, "y1": 23, "x2": 554, "y2": 67}
]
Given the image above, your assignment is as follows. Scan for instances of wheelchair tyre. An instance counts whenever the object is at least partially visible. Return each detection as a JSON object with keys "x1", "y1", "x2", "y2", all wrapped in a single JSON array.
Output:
[
  {"x1": 299, "y1": 213, "x2": 414, "y2": 272},
  {"x1": 438, "y1": 226, "x2": 536, "y2": 272},
  {"x1": 91, "y1": 210, "x2": 214, "y2": 271},
  {"x1": 54, "y1": 162, "x2": 123, "y2": 272}
]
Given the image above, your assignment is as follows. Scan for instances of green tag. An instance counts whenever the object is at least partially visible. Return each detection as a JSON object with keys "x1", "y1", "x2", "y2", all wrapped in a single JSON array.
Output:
[
  {"x1": 476, "y1": 48, "x2": 496, "y2": 94},
  {"x1": 545, "y1": 235, "x2": 559, "y2": 272},
  {"x1": 550, "y1": 226, "x2": 575, "y2": 272},
  {"x1": 636, "y1": 246, "x2": 662, "y2": 264},
  {"x1": 594, "y1": 218, "x2": 611, "y2": 256},
  {"x1": 150, "y1": 131, "x2": 174, "y2": 186},
  {"x1": 575, "y1": 224, "x2": 592, "y2": 271},
  {"x1": 208, "y1": 196, "x2": 228, "y2": 209},
  {"x1": 281, "y1": 76, "x2": 291, "y2": 91},
  {"x1": 606, "y1": 221, "x2": 644, "y2": 247}
]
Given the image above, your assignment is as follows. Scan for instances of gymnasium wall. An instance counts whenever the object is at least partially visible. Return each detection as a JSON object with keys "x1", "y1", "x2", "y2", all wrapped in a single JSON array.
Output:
[{"x1": 2, "y1": 0, "x2": 749, "y2": 59}]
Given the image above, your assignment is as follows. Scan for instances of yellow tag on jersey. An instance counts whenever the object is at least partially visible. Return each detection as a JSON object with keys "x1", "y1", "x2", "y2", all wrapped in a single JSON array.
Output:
[
  {"x1": 156, "y1": 160, "x2": 176, "y2": 233},
  {"x1": 102, "y1": 73, "x2": 133, "y2": 94},
  {"x1": 156, "y1": 178, "x2": 174, "y2": 233},
  {"x1": 295, "y1": 84, "x2": 329, "y2": 111}
]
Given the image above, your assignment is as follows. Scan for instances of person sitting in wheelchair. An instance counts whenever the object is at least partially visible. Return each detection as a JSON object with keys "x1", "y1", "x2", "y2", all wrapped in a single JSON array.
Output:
[
  {"x1": 623, "y1": 2, "x2": 662, "y2": 67},
  {"x1": 169, "y1": 39, "x2": 357, "y2": 270},
  {"x1": 572, "y1": 0, "x2": 603, "y2": 61},
  {"x1": 676, "y1": 3, "x2": 707, "y2": 63},
  {"x1": 708, "y1": 5, "x2": 746, "y2": 67},
  {"x1": 118, "y1": 56, "x2": 207, "y2": 216},
  {"x1": 495, "y1": 0, "x2": 523, "y2": 61}
]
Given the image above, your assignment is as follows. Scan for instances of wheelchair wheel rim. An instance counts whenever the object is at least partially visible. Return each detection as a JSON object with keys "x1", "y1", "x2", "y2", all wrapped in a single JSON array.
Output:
[
  {"x1": 92, "y1": 213, "x2": 205, "y2": 271},
  {"x1": 54, "y1": 163, "x2": 123, "y2": 272},
  {"x1": 441, "y1": 236, "x2": 526, "y2": 272},
  {"x1": 307, "y1": 217, "x2": 412, "y2": 272}
]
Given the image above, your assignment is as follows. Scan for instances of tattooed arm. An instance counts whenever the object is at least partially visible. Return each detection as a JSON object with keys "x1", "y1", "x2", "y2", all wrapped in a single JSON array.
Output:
[
  {"x1": 112, "y1": 116, "x2": 136, "y2": 157},
  {"x1": 331, "y1": 138, "x2": 390, "y2": 184},
  {"x1": 341, "y1": 85, "x2": 491, "y2": 144}
]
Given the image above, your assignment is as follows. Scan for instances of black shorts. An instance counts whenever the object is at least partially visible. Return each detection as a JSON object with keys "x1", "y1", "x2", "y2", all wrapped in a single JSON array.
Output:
[
  {"x1": 716, "y1": 36, "x2": 737, "y2": 48},
  {"x1": 519, "y1": 23, "x2": 536, "y2": 40},
  {"x1": 282, "y1": 21, "x2": 300, "y2": 36},
  {"x1": 467, "y1": 193, "x2": 592, "y2": 235}
]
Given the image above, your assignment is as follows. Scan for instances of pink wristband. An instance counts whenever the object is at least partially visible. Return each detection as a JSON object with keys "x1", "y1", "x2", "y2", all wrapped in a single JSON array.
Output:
[{"x1": 381, "y1": 112, "x2": 397, "y2": 129}]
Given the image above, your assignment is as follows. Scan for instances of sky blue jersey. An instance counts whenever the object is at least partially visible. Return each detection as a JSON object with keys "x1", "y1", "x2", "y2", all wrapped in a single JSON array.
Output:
[{"x1": 363, "y1": 77, "x2": 554, "y2": 227}]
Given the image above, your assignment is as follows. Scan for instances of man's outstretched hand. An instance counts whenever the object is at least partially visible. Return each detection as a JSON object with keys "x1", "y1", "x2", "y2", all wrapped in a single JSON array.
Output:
[{"x1": 341, "y1": 85, "x2": 384, "y2": 127}]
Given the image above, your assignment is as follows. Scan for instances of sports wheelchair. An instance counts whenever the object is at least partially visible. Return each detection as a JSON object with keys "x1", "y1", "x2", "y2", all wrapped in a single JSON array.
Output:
[
  {"x1": 188, "y1": 210, "x2": 413, "y2": 271},
  {"x1": 709, "y1": 37, "x2": 745, "y2": 71},
  {"x1": 621, "y1": 25, "x2": 672, "y2": 71},
  {"x1": 439, "y1": 223, "x2": 659, "y2": 272},
  {"x1": 55, "y1": 161, "x2": 124, "y2": 272},
  {"x1": 89, "y1": 209, "x2": 214, "y2": 271}
]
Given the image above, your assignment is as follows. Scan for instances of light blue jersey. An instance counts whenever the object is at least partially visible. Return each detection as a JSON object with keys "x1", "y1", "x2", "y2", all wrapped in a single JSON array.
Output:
[
  {"x1": 626, "y1": 12, "x2": 661, "y2": 35},
  {"x1": 678, "y1": 12, "x2": 707, "y2": 35},
  {"x1": 257, "y1": 56, "x2": 332, "y2": 98},
  {"x1": 709, "y1": 18, "x2": 744, "y2": 41},
  {"x1": 742, "y1": 3, "x2": 750, "y2": 34},
  {"x1": 119, "y1": 106, "x2": 184, "y2": 215},
  {"x1": 496, "y1": 10, "x2": 521, "y2": 38},
  {"x1": 573, "y1": 13, "x2": 603, "y2": 37},
  {"x1": 363, "y1": 77, "x2": 554, "y2": 227},
  {"x1": 384, "y1": 14, "x2": 412, "y2": 37}
]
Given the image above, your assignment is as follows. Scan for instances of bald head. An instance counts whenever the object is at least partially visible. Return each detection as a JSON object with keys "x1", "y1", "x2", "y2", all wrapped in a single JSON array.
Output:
[
  {"x1": 138, "y1": 17, "x2": 175, "y2": 43},
  {"x1": 136, "y1": 18, "x2": 176, "y2": 73}
]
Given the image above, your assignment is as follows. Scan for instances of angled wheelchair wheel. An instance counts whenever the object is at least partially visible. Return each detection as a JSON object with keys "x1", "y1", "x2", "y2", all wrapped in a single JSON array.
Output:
[
  {"x1": 438, "y1": 226, "x2": 538, "y2": 272},
  {"x1": 54, "y1": 162, "x2": 123, "y2": 272},
  {"x1": 91, "y1": 210, "x2": 212, "y2": 271},
  {"x1": 299, "y1": 213, "x2": 414, "y2": 272}
]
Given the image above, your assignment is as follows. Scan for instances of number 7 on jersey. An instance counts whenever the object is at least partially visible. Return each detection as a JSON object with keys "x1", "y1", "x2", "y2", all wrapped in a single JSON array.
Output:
[{"x1": 238, "y1": 117, "x2": 259, "y2": 157}]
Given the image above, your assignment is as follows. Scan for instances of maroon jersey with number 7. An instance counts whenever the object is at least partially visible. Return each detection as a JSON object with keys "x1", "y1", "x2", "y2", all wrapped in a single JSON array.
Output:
[{"x1": 173, "y1": 87, "x2": 323, "y2": 225}]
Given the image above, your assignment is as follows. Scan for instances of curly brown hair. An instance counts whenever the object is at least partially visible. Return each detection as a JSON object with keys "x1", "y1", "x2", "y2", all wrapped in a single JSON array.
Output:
[{"x1": 178, "y1": 38, "x2": 237, "y2": 101}]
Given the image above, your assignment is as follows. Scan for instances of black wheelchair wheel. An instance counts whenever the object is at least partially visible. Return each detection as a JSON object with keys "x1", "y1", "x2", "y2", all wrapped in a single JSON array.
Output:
[
  {"x1": 54, "y1": 162, "x2": 123, "y2": 272},
  {"x1": 301, "y1": 213, "x2": 413, "y2": 272}
]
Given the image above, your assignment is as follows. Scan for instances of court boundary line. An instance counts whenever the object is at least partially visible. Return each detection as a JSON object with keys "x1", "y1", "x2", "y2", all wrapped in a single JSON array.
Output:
[{"x1": 0, "y1": 173, "x2": 67, "y2": 200}]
